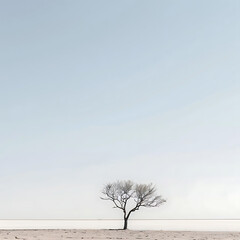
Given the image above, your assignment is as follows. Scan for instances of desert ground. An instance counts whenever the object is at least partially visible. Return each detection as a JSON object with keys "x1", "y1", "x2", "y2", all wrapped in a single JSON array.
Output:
[{"x1": 0, "y1": 229, "x2": 239, "y2": 240}]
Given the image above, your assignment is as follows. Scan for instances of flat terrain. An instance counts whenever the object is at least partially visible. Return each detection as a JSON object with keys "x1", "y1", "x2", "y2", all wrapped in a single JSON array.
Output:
[{"x1": 0, "y1": 229, "x2": 239, "y2": 240}]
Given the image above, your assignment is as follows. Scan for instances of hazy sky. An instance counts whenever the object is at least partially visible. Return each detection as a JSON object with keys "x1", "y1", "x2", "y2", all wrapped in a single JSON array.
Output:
[{"x1": 0, "y1": 0, "x2": 239, "y2": 219}]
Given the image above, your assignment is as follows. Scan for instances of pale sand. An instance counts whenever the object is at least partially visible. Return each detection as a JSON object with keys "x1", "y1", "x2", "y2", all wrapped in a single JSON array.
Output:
[{"x1": 0, "y1": 230, "x2": 239, "y2": 240}]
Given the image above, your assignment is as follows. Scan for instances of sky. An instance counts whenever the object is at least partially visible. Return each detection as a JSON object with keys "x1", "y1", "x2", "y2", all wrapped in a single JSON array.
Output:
[{"x1": 0, "y1": 0, "x2": 239, "y2": 219}]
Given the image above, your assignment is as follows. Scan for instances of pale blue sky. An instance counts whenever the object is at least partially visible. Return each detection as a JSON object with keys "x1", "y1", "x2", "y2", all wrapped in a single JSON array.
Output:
[{"x1": 0, "y1": 0, "x2": 239, "y2": 219}]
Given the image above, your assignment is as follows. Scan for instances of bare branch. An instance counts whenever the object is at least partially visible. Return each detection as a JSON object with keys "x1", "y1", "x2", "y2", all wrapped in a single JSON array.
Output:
[{"x1": 101, "y1": 180, "x2": 166, "y2": 230}]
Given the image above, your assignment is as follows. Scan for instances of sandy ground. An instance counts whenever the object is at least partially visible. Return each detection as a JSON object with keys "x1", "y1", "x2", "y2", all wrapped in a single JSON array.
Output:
[{"x1": 0, "y1": 229, "x2": 239, "y2": 240}]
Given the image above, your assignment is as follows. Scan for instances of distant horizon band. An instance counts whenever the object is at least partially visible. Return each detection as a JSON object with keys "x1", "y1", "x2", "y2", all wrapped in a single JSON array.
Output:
[{"x1": 1, "y1": 219, "x2": 240, "y2": 221}]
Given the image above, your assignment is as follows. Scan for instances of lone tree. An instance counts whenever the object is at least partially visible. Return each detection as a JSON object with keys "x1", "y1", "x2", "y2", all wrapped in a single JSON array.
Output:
[{"x1": 101, "y1": 180, "x2": 166, "y2": 230}]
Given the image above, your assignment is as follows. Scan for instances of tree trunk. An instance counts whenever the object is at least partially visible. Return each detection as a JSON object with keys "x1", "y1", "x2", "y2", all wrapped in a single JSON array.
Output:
[{"x1": 123, "y1": 217, "x2": 128, "y2": 230}]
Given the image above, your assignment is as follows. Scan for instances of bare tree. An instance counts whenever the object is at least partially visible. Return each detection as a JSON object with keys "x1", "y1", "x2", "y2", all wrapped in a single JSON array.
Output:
[{"x1": 101, "y1": 180, "x2": 166, "y2": 230}]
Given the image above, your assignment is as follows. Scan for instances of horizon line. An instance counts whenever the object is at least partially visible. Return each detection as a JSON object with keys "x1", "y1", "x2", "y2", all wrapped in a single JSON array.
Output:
[{"x1": 1, "y1": 219, "x2": 240, "y2": 221}]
